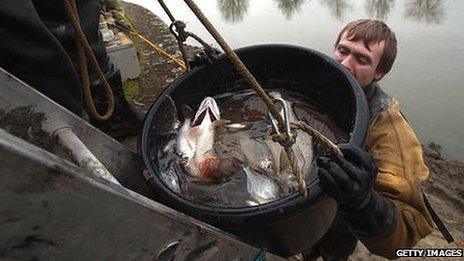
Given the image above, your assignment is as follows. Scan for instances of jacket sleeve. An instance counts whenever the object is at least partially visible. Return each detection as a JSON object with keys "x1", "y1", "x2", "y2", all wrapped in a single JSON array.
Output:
[{"x1": 362, "y1": 99, "x2": 434, "y2": 258}]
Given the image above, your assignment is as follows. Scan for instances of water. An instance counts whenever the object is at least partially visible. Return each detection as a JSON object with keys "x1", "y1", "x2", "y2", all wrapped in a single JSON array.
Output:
[
  {"x1": 155, "y1": 89, "x2": 347, "y2": 207},
  {"x1": 126, "y1": 0, "x2": 464, "y2": 160}
]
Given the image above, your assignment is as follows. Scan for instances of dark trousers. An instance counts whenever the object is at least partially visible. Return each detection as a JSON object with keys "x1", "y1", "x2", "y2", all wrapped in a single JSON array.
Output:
[
  {"x1": 0, "y1": 0, "x2": 108, "y2": 116},
  {"x1": 304, "y1": 213, "x2": 358, "y2": 260}
]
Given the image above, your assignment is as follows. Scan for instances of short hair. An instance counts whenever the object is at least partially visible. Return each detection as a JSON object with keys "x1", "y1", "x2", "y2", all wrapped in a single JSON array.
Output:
[{"x1": 334, "y1": 19, "x2": 397, "y2": 75}]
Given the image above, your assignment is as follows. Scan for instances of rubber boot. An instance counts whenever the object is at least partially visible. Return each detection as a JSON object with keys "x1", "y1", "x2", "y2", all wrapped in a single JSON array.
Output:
[{"x1": 89, "y1": 63, "x2": 145, "y2": 137}]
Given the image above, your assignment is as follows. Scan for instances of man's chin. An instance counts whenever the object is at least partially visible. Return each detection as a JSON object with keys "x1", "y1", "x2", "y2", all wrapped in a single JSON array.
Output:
[{"x1": 360, "y1": 80, "x2": 377, "y2": 88}]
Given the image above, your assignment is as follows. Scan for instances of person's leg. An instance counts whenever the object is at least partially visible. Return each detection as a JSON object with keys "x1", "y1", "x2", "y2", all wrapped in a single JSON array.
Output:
[
  {"x1": 34, "y1": 0, "x2": 144, "y2": 132},
  {"x1": 0, "y1": 0, "x2": 83, "y2": 115},
  {"x1": 303, "y1": 214, "x2": 358, "y2": 260},
  {"x1": 32, "y1": 0, "x2": 110, "y2": 71}
]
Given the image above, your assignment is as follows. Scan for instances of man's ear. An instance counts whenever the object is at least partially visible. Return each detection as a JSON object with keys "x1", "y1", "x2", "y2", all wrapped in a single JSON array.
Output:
[{"x1": 374, "y1": 70, "x2": 385, "y2": 82}]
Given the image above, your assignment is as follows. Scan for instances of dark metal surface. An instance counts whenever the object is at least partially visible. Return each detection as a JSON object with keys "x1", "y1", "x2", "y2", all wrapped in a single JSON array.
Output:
[
  {"x1": 0, "y1": 129, "x2": 281, "y2": 260},
  {"x1": 0, "y1": 68, "x2": 283, "y2": 260},
  {"x1": 0, "y1": 68, "x2": 149, "y2": 197}
]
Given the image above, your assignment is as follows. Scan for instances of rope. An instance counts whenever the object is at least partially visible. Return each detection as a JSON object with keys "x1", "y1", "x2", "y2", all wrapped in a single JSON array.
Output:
[
  {"x1": 187, "y1": 31, "x2": 219, "y2": 58},
  {"x1": 291, "y1": 122, "x2": 343, "y2": 157},
  {"x1": 157, "y1": 0, "x2": 191, "y2": 71},
  {"x1": 164, "y1": 0, "x2": 342, "y2": 197},
  {"x1": 181, "y1": 0, "x2": 285, "y2": 128},
  {"x1": 269, "y1": 121, "x2": 342, "y2": 197},
  {"x1": 137, "y1": 33, "x2": 187, "y2": 70},
  {"x1": 156, "y1": 1, "x2": 192, "y2": 71},
  {"x1": 64, "y1": 0, "x2": 115, "y2": 121},
  {"x1": 169, "y1": 20, "x2": 219, "y2": 67},
  {"x1": 112, "y1": 10, "x2": 186, "y2": 70},
  {"x1": 157, "y1": 0, "x2": 176, "y2": 23},
  {"x1": 179, "y1": 0, "x2": 339, "y2": 197},
  {"x1": 169, "y1": 20, "x2": 191, "y2": 71},
  {"x1": 285, "y1": 147, "x2": 307, "y2": 197}
]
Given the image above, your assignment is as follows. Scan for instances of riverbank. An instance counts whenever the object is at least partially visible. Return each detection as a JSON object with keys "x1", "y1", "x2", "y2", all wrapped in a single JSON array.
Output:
[
  {"x1": 119, "y1": 2, "x2": 463, "y2": 259},
  {"x1": 118, "y1": 2, "x2": 200, "y2": 110}
]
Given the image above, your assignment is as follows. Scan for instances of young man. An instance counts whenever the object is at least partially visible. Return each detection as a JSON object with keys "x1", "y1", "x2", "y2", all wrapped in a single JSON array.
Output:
[{"x1": 312, "y1": 19, "x2": 434, "y2": 259}]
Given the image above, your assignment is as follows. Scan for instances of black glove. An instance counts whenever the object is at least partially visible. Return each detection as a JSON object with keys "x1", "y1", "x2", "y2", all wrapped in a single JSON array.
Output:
[{"x1": 317, "y1": 144, "x2": 396, "y2": 238}]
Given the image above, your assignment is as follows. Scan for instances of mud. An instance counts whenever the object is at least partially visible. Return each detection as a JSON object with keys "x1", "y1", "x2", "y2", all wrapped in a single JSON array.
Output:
[
  {"x1": 119, "y1": 1, "x2": 201, "y2": 110},
  {"x1": 0, "y1": 106, "x2": 57, "y2": 152}
]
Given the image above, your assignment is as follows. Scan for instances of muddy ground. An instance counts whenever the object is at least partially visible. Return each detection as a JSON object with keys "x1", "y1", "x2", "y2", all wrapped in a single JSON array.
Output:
[
  {"x1": 118, "y1": 2, "x2": 200, "y2": 110},
  {"x1": 119, "y1": 2, "x2": 463, "y2": 259}
]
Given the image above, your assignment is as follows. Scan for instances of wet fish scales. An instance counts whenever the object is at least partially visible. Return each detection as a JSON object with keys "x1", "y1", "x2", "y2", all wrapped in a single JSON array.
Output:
[{"x1": 155, "y1": 89, "x2": 347, "y2": 207}]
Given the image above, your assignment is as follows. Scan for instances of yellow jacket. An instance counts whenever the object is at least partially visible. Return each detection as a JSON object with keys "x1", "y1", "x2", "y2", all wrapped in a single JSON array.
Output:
[
  {"x1": 305, "y1": 84, "x2": 434, "y2": 260},
  {"x1": 362, "y1": 91, "x2": 434, "y2": 258}
]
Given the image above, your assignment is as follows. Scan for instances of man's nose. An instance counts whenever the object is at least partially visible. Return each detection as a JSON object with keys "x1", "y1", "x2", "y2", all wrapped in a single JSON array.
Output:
[{"x1": 340, "y1": 56, "x2": 355, "y2": 74}]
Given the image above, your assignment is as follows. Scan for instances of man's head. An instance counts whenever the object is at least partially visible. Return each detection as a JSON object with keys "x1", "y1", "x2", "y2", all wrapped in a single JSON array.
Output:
[{"x1": 333, "y1": 19, "x2": 397, "y2": 87}]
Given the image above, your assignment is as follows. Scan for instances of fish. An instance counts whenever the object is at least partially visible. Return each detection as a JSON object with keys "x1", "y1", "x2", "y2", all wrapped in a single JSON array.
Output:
[
  {"x1": 151, "y1": 95, "x2": 180, "y2": 137},
  {"x1": 175, "y1": 97, "x2": 242, "y2": 182},
  {"x1": 150, "y1": 95, "x2": 184, "y2": 193},
  {"x1": 154, "y1": 91, "x2": 313, "y2": 202},
  {"x1": 236, "y1": 91, "x2": 314, "y2": 194},
  {"x1": 270, "y1": 91, "x2": 314, "y2": 179},
  {"x1": 243, "y1": 166, "x2": 280, "y2": 205}
]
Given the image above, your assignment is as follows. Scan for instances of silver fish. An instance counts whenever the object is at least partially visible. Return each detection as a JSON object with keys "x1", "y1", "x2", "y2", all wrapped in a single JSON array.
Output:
[
  {"x1": 159, "y1": 93, "x2": 313, "y2": 197},
  {"x1": 176, "y1": 97, "x2": 220, "y2": 160},
  {"x1": 269, "y1": 91, "x2": 314, "y2": 180},
  {"x1": 243, "y1": 166, "x2": 280, "y2": 205},
  {"x1": 237, "y1": 91, "x2": 314, "y2": 195},
  {"x1": 175, "y1": 97, "x2": 242, "y2": 182},
  {"x1": 152, "y1": 95, "x2": 183, "y2": 192}
]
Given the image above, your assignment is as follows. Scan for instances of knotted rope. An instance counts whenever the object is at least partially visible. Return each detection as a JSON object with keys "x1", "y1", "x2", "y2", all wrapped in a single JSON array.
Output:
[
  {"x1": 64, "y1": 0, "x2": 115, "y2": 121},
  {"x1": 160, "y1": 0, "x2": 342, "y2": 196}
]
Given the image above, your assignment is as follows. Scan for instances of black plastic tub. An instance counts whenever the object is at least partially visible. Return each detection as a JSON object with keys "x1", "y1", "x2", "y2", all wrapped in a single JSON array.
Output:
[{"x1": 141, "y1": 44, "x2": 368, "y2": 256}]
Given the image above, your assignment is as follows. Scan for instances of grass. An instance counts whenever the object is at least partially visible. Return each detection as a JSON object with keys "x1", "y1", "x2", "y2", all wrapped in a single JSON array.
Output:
[
  {"x1": 121, "y1": 33, "x2": 150, "y2": 102},
  {"x1": 122, "y1": 79, "x2": 139, "y2": 102}
]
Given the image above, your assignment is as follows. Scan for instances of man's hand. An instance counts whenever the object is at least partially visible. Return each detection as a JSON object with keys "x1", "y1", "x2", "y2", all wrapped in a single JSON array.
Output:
[
  {"x1": 317, "y1": 143, "x2": 378, "y2": 211},
  {"x1": 316, "y1": 144, "x2": 396, "y2": 238}
]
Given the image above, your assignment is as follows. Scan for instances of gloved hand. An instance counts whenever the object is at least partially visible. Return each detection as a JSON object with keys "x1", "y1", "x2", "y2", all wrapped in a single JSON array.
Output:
[
  {"x1": 317, "y1": 144, "x2": 396, "y2": 238},
  {"x1": 317, "y1": 143, "x2": 377, "y2": 210}
]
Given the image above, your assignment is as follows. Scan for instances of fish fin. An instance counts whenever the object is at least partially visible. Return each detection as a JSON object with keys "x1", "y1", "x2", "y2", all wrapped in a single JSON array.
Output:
[
  {"x1": 160, "y1": 160, "x2": 181, "y2": 193},
  {"x1": 152, "y1": 95, "x2": 180, "y2": 135}
]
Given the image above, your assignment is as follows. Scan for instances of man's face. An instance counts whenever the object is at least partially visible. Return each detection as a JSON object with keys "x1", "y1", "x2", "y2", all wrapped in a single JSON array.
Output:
[{"x1": 333, "y1": 33, "x2": 386, "y2": 87}]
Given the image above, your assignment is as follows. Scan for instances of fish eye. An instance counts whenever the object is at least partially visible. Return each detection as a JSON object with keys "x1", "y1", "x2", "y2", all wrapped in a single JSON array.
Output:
[{"x1": 181, "y1": 104, "x2": 193, "y2": 119}]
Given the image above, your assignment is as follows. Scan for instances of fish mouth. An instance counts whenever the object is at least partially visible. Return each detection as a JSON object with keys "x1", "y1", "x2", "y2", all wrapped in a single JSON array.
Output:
[{"x1": 191, "y1": 97, "x2": 220, "y2": 127}]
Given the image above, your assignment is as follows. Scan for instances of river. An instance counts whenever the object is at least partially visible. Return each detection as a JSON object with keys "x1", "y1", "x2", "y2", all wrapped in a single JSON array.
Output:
[{"x1": 125, "y1": 0, "x2": 464, "y2": 160}]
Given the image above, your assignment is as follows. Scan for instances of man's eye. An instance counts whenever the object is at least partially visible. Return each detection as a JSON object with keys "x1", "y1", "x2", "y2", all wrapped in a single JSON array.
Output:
[
  {"x1": 358, "y1": 57, "x2": 369, "y2": 65},
  {"x1": 338, "y1": 46, "x2": 348, "y2": 54}
]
